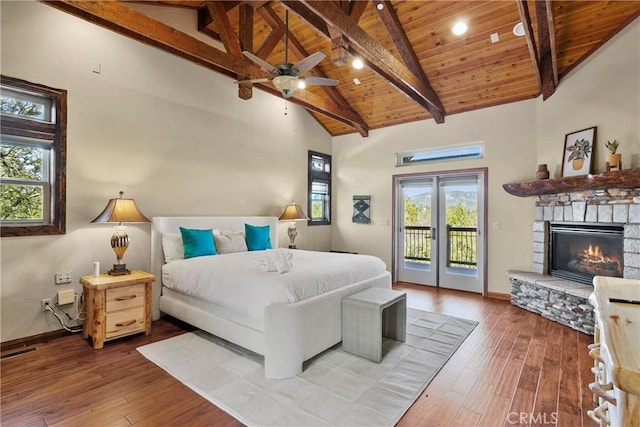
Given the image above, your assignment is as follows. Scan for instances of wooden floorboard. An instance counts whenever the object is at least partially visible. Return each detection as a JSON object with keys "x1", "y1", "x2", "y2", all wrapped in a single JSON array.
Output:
[{"x1": 1, "y1": 283, "x2": 596, "y2": 426}]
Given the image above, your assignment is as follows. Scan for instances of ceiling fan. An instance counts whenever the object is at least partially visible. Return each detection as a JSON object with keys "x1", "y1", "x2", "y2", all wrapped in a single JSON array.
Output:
[{"x1": 237, "y1": 10, "x2": 338, "y2": 99}]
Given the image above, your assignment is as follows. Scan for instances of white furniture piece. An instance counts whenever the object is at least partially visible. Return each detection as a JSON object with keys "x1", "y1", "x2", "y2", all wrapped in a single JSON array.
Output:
[
  {"x1": 588, "y1": 276, "x2": 640, "y2": 427},
  {"x1": 151, "y1": 216, "x2": 392, "y2": 379},
  {"x1": 342, "y1": 287, "x2": 407, "y2": 362}
]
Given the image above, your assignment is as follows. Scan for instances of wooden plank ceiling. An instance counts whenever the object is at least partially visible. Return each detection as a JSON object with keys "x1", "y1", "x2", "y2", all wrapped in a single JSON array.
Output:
[{"x1": 44, "y1": 1, "x2": 640, "y2": 137}]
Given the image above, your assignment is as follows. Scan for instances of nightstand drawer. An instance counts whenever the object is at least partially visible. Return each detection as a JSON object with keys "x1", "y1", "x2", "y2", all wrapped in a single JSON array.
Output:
[
  {"x1": 105, "y1": 307, "x2": 144, "y2": 339},
  {"x1": 106, "y1": 284, "x2": 145, "y2": 312}
]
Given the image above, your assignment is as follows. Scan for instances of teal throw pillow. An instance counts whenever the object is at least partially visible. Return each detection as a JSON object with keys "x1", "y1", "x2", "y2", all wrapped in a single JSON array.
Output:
[
  {"x1": 179, "y1": 227, "x2": 216, "y2": 258},
  {"x1": 244, "y1": 224, "x2": 272, "y2": 251}
]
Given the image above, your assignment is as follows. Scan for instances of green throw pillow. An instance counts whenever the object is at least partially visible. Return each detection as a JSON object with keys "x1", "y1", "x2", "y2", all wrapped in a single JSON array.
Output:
[{"x1": 179, "y1": 227, "x2": 216, "y2": 258}]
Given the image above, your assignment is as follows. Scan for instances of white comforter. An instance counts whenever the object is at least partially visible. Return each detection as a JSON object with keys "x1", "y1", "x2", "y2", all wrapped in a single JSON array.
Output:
[{"x1": 162, "y1": 249, "x2": 387, "y2": 324}]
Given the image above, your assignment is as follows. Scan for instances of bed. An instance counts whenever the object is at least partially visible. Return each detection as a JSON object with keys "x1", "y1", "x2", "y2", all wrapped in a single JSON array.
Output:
[{"x1": 150, "y1": 216, "x2": 392, "y2": 378}]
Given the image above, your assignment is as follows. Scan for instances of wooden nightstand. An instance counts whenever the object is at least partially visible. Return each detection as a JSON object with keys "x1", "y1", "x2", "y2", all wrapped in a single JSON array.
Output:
[{"x1": 80, "y1": 270, "x2": 155, "y2": 349}]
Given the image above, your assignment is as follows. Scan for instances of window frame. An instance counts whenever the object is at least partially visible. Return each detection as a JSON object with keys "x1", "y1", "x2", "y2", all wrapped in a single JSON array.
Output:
[
  {"x1": 1, "y1": 75, "x2": 67, "y2": 237},
  {"x1": 396, "y1": 142, "x2": 484, "y2": 167},
  {"x1": 307, "y1": 150, "x2": 331, "y2": 226}
]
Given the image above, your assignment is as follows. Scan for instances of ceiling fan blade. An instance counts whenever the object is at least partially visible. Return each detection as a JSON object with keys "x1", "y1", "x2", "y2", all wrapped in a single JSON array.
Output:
[
  {"x1": 234, "y1": 78, "x2": 271, "y2": 84},
  {"x1": 302, "y1": 76, "x2": 339, "y2": 87},
  {"x1": 242, "y1": 51, "x2": 280, "y2": 76},
  {"x1": 291, "y1": 52, "x2": 326, "y2": 76}
]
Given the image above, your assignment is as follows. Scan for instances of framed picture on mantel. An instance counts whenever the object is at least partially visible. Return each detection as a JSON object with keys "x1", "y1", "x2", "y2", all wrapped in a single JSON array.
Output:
[{"x1": 561, "y1": 126, "x2": 596, "y2": 177}]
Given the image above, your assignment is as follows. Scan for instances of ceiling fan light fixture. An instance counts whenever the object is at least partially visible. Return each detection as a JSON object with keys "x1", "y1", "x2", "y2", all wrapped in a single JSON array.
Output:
[
  {"x1": 297, "y1": 78, "x2": 306, "y2": 89},
  {"x1": 272, "y1": 75, "x2": 300, "y2": 98}
]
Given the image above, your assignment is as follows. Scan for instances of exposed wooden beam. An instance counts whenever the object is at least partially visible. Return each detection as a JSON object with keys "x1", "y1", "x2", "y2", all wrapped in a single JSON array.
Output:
[
  {"x1": 374, "y1": 0, "x2": 444, "y2": 121},
  {"x1": 281, "y1": 0, "x2": 330, "y2": 38},
  {"x1": 328, "y1": 25, "x2": 350, "y2": 66},
  {"x1": 246, "y1": 0, "x2": 269, "y2": 9},
  {"x1": 258, "y1": 4, "x2": 369, "y2": 136},
  {"x1": 239, "y1": 4, "x2": 254, "y2": 100},
  {"x1": 349, "y1": 0, "x2": 369, "y2": 23},
  {"x1": 536, "y1": 0, "x2": 557, "y2": 99},
  {"x1": 517, "y1": 0, "x2": 557, "y2": 100},
  {"x1": 517, "y1": 1, "x2": 541, "y2": 91},
  {"x1": 255, "y1": 25, "x2": 285, "y2": 60},
  {"x1": 206, "y1": 3, "x2": 253, "y2": 99},
  {"x1": 44, "y1": 1, "x2": 254, "y2": 79},
  {"x1": 545, "y1": 0, "x2": 558, "y2": 87},
  {"x1": 207, "y1": 3, "x2": 242, "y2": 56},
  {"x1": 299, "y1": 0, "x2": 446, "y2": 123},
  {"x1": 238, "y1": 4, "x2": 254, "y2": 53}
]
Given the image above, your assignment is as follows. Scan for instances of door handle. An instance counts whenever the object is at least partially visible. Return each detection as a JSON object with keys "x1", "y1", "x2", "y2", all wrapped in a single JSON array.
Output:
[{"x1": 431, "y1": 227, "x2": 436, "y2": 240}]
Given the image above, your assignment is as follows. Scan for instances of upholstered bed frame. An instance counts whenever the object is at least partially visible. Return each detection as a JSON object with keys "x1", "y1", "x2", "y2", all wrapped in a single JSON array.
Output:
[{"x1": 150, "y1": 216, "x2": 392, "y2": 378}]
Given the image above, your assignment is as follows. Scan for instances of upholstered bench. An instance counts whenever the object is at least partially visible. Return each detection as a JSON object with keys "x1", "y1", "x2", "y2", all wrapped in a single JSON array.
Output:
[{"x1": 342, "y1": 288, "x2": 407, "y2": 362}]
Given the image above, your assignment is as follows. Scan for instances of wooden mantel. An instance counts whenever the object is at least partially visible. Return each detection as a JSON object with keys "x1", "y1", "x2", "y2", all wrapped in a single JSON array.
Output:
[{"x1": 503, "y1": 168, "x2": 640, "y2": 197}]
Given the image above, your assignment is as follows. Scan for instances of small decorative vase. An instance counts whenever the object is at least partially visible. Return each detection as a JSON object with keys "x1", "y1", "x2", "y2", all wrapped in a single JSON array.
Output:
[{"x1": 536, "y1": 164, "x2": 549, "y2": 180}]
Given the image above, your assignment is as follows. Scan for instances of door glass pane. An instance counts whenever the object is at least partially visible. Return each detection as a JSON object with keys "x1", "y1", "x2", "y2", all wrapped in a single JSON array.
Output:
[
  {"x1": 443, "y1": 181, "x2": 478, "y2": 269},
  {"x1": 403, "y1": 184, "x2": 432, "y2": 266}
]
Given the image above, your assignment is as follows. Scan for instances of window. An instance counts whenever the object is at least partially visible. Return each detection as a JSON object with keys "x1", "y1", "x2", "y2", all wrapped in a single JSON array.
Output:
[
  {"x1": 308, "y1": 150, "x2": 331, "y2": 225},
  {"x1": 396, "y1": 142, "x2": 484, "y2": 167},
  {"x1": 1, "y1": 75, "x2": 67, "y2": 237}
]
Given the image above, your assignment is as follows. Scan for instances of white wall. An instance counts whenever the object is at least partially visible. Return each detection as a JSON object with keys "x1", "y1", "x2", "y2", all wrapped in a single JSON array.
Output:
[
  {"x1": 332, "y1": 101, "x2": 538, "y2": 295},
  {"x1": 332, "y1": 18, "x2": 640, "y2": 296},
  {"x1": 537, "y1": 20, "x2": 640, "y2": 175},
  {"x1": 0, "y1": 1, "x2": 332, "y2": 342}
]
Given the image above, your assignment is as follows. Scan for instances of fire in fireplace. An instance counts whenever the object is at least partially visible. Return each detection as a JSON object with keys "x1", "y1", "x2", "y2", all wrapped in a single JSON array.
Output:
[{"x1": 548, "y1": 222, "x2": 624, "y2": 285}]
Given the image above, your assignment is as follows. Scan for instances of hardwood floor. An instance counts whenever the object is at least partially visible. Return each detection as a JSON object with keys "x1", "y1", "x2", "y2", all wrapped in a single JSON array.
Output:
[{"x1": 1, "y1": 284, "x2": 596, "y2": 426}]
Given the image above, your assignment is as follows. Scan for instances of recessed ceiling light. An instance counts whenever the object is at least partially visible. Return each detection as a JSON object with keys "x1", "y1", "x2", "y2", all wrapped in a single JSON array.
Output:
[
  {"x1": 376, "y1": 3, "x2": 384, "y2": 11},
  {"x1": 513, "y1": 22, "x2": 525, "y2": 37},
  {"x1": 352, "y1": 57, "x2": 364, "y2": 70},
  {"x1": 452, "y1": 21, "x2": 468, "y2": 36}
]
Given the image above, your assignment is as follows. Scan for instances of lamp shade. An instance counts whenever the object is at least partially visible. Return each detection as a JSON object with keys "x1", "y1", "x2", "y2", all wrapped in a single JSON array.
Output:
[
  {"x1": 91, "y1": 191, "x2": 150, "y2": 224},
  {"x1": 279, "y1": 202, "x2": 309, "y2": 221}
]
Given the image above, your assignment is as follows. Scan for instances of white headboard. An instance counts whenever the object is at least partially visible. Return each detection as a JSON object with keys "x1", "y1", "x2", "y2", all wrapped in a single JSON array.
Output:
[{"x1": 150, "y1": 216, "x2": 279, "y2": 320}]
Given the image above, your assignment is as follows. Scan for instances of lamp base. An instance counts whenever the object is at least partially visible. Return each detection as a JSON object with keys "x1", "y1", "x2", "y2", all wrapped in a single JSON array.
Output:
[
  {"x1": 288, "y1": 244, "x2": 297, "y2": 249},
  {"x1": 108, "y1": 264, "x2": 131, "y2": 276}
]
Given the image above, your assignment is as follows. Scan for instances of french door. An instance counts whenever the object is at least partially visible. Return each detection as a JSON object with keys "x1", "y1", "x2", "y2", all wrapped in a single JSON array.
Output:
[{"x1": 394, "y1": 171, "x2": 485, "y2": 294}]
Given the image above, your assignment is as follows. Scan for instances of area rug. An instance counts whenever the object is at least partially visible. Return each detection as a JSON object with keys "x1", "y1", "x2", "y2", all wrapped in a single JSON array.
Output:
[{"x1": 137, "y1": 309, "x2": 477, "y2": 426}]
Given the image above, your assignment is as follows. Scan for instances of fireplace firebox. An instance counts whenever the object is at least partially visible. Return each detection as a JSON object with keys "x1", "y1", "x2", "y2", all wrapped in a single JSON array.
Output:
[{"x1": 548, "y1": 222, "x2": 624, "y2": 285}]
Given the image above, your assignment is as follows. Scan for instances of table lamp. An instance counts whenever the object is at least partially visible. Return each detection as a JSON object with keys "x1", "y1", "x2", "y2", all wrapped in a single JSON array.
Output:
[
  {"x1": 91, "y1": 191, "x2": 150, "y2": 275},
  {"x1": 279, "y1": 201, "x2": 309, "y2": 249}
]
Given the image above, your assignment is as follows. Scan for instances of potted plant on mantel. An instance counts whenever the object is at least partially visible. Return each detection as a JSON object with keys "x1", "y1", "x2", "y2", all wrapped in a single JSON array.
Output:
[{"x1": 604, "y1": 139, "x2": 621, "y2": 171}]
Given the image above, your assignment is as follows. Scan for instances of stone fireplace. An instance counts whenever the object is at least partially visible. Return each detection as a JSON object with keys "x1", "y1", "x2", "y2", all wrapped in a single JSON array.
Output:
[
  {"x1": 548, "y1": 222, "x2": 624, "y2": 284},
  {"x1": 531, "y1": 189, "x2": 640, "y2": 280},
  {"x1": 506, "y1": 172, "x2": 640, "y2": 335}
]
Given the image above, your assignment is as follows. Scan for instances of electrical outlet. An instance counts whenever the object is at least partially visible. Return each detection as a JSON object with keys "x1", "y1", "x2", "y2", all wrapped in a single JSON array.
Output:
[
  {"x1": 41, "y1": 298, "x2": 52, "y2": 312},
  {"x1": 55, "y1": 271, "x2": 72, "y2": 285},
  {"x1": 57, "y1": 289, "x2": 75, "y2": 305}
]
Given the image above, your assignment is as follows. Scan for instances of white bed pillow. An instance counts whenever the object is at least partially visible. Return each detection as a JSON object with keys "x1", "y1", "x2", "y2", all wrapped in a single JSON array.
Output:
[
  {"x1": 214, "y1": 230, "x2": 248, "y2": 254},
  {"x1": 162, "y1": 229, "x2": 221, "y2": 263}
]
